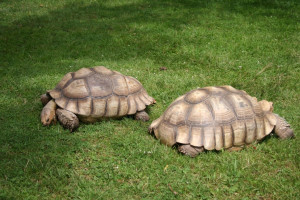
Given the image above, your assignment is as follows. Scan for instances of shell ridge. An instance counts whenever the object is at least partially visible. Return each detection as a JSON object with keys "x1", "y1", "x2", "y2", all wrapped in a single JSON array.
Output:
[
  {"x1": 213, "y1": 126, "x2": 216, "y2": 149},
  {"x1": 174, "y1": 126, "x2": 178, "y2": 145},
  {"x1": 254, "y1": 118, "x2": 258, "y2": 140},
  {"x1": 83, "y1": 77, "x2": 93, "y2": 115},
  {"x1": 91, "y1": 98, "x2": 95, "y2": 115},
  {"x1": 103, "y1": 98, "x2": 108, "y2": 116},
  {"x1": 76, "y1": 99, "x2": 79, "y2": 113},
  {"x1": 60, "y1": 74, "x2": 76, "y2": 90},
  {"x1": 123, "y1": 75, "x2": 130, "y2": 96},
  {"x1": 185, "y1": 103, "x2": 195, "y2": 125},
  {"x1": 116, "y1": 96, "x2": 121, "y2": 116},
  {"x1": 201, "y1": 127, "x2": 204, "y2": 149},
  {"x1": 109, "y1": 75, "x2": 115, "y2": 96},
  {"x1": 223, "y1": 95, "x2": 238, "y2": 121},
  {"x1": 138, "y1": 95, "x2": 147, "y2": 109},
  {"x1": 221, "y1": 126, "x2": 225, "y2": 149},
  {"x1": 188, "y1": 126, "x2": 192, "y2": 146},
  {"x1": 243, "y1": 122, "x2": 247, "y2": 144},
  {"x1": 127, "y1": 96, "x2": 131, "y2": 115},
  {"x1": 230, "y1": 125, "x2": 235, "y2": 146},
  {"x1": 64, "y1": 98, "x2": 70, "y2": 109},
  {"x1": 204, "y1": 100, "x2": 215, "y2": 123},
  {"x1": 133, "y1": 95, "x2": 139, "y2": 111},
  {"x1": 240, "y1": 94, "x2": 257, "y2": 118},
  {"x1": 262, "y1": 117, "x2": 266, "y2": 137},
  {"x1": 89, "y1": 67, "x2": 97, "y2": 74}
]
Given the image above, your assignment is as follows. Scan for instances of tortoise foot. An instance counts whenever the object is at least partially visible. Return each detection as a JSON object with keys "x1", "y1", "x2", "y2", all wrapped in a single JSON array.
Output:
[
  {"x1": 56, "y1": 109, "x2": 79, "y2": 132},
  {"x1": 134, "y1": 110, "x2": 150, "y2": 122},
  {"x1": 178, "y1": 145, "x2": 204, "y2": 157}
]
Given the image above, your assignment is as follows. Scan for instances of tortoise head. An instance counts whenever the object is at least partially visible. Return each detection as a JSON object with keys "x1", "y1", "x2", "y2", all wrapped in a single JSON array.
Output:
[{"x1": 41, "y1": 100, "x2": 57, "y2": 126}]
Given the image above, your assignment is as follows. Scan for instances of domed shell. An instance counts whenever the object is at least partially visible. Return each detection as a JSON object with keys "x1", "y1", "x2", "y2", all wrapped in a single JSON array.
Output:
[
  {"x1": 48, "y1": 66, "x2": 155, "y2": 118},
  {"x1": 149, "y1": 86, "x2": 277, "y2": 150}
]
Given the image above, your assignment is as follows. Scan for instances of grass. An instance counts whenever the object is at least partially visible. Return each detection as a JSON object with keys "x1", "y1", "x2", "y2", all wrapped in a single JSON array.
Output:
[{"x1": 0, "y1": 0, "x2": 299, "y2": 199}]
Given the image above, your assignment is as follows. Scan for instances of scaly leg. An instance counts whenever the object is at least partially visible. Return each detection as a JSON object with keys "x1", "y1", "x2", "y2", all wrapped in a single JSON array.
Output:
[
  {"x1": 41, "y1": 100, "x2": 57, "y2": 126},
  {"x1": 56, "y1": 109, "x2": 79, "y2": 132},
  {"x1": 40, "y1": 93, "x2": 52, "y2": 106},
  {"x1": 178, "y1": 144, "x2": 204, "y2": 157},
  {"x1": 134, "y1": 110, "x2": 150, "y2": 122},
  {"x1": 274, "y1": 114, "x2": 294, "y2": 139}
]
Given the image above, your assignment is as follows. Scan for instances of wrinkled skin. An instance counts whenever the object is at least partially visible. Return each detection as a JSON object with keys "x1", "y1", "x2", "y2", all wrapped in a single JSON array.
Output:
[{"x1": 41, "y1": 100, "x2": 56, "y2": 126}]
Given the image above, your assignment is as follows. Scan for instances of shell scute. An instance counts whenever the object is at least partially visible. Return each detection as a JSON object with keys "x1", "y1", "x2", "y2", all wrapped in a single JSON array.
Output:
[
  {"x1": 245, "y1": 119, "x2": 256, "y2": 144},
  {"x1": 176, "y1": 125, "x2": 190, "y2": 144},
  {"x1": 105, "y1": 95, "x2": 119, "y2": 117},
  {"x1": 112, "y1": 74, "x2": 129, "y2": 96},
  {"x1": 187, "y1": 102, "x2": 213, "y2": 126},
  {"x1": 125, "y1": 76, "x2": 142, "y2": 94},
  {"x1": 73, "y1": 68, "x2": 93, "y2": 79},
  {"x1": 156, "y1": 122, "x2": 176, "y2": 146},
  {"x1": 78, "y1": 97, "x2": 92, "y2": 116},
  {"x1": 209, "y1": 96, "x2": 236, "y2": 124},
  {"x1": 225, "y1": 94, "x2": 254, "y2": 120},
  {"x1": 87, "y1": 74, "x2": 112, "y2": 97},
  {"x1": 56, "y1": 72, "x2": 73, "y2": 89},
  {"x1": 231, "y1": 120, "x2": 246, "y2": 146},
  {"x1": 184, "y1": 89, "x2": 209, "y2": 104},
  {"x1": 203, "y1": 127, "x2": 215, "y2": 150},
  {"x1": 93, "y1": 66, "x2": 114, "y2": 75},
  {"x1": 164, "y1": 101, "x2": 189, "y2": 125},
  {"x1": 190, "y1": 127, "x2": 203, "y2": 147},
  {"x1": 63, "y1": 79, "x2": 89, "y2": 99}
]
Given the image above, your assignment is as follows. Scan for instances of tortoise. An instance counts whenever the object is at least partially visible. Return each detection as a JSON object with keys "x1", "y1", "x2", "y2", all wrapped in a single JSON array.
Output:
[
  {"x1": 149, "y1": 86, "x2": 294, "y2": 157},
  {"x1": 41, "y1": 66, "x2": 156, "y2": 132}
]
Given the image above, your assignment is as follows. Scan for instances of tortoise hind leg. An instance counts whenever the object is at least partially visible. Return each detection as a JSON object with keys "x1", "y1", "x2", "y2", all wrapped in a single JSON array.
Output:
[
  {"x1": 56, "y1": 109, "x2": 79, "y2": 132},
  {"x1": 178, "y1": 145, "x2": 204, "y2": 157},
  {"x1": 41, "y1": 100, "x2": 57, "y2": 126},
  {"x1": 134, "y1": 110, "x2": 150, "y2": 122}
]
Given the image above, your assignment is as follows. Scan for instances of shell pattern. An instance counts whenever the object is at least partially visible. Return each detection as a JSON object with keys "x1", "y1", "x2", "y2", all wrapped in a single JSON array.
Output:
[
  {"x1": 150, "y1": 86, "x2": 277, "y2": 150},
  {"x1": 49, "y1": 66, "x2": 155, "y2": 118}
]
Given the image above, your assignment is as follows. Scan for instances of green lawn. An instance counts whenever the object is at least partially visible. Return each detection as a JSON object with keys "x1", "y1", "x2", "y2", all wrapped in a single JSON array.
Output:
[{"x1": 0, "y1": 0, "x2": 299, "y2": 199}]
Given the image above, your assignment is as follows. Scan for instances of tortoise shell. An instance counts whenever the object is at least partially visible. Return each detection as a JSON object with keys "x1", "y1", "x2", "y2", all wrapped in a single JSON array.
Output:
[
  {"x1": 48, "y1": 66, "x2": 155, "y2": 118},
  {"x1": 149, "y1": 86, "x2": 277, "y2": 150}
]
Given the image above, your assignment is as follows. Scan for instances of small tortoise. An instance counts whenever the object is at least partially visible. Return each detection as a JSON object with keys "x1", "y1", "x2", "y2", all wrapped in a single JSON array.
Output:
[
  {"x1": 41, "y1": 66, "x2": 155, "y2": 131},
  {"x1": 149, "y1": 86, "x2": 294, "y2": 157}
]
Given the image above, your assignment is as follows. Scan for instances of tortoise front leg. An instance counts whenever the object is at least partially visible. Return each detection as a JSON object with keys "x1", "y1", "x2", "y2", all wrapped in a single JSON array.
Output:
[
  {"x1": 178, "y1": 144, "x2": 204, "y2": 157},
  {"x1": 134, "y1": 110, "x2": 150, "y2": 122},
  {"x1": 41, "y1": 100, "x2": 57, "y2": 126},
  {"x1": 40, "y1": 93, "x2": 52, "y2": 106},
  {"x1": 56, "y1": 109, "x2": 79, "y2": 132},
  {"x1": 274, "y1": 114, "x2": 294, "y2": 139}
]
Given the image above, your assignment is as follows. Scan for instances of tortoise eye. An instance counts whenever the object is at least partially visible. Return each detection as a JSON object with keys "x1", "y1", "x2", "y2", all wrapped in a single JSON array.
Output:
[{"x1": 46, "y1": 119, "x2": 49, "y2": 122}]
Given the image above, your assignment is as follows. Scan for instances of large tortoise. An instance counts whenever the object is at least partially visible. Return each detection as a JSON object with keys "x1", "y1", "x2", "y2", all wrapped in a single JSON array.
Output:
[
  {"x1": 149, "y1": 86, "x2": 294, "y2": 157},
  {"x1": 41, "y1": 66, "x2": 155, "y2": 131}
]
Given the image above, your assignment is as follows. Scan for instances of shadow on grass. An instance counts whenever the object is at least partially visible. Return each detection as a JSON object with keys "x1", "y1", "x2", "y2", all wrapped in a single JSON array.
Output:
[{"x1": 1, "y1": 0, "x2": 298, "y2": 78}]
